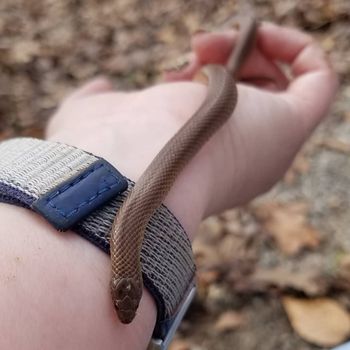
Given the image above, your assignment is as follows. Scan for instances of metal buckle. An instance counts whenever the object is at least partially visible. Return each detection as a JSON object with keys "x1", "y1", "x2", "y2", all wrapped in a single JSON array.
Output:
[
  {"x1": 331, "y1": 342, "x2": 350, "y2": 350},
  {"x1": 148, "y1": 290, "x2": 350, "y2": 350},
  {"x1": 148, "y1": 287, "x2": 196, "y2": 350}
]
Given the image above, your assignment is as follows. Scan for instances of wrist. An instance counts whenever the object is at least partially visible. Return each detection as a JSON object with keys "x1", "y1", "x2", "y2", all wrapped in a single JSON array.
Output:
[
  {"x1": 163, "y1": 154, "x2": 213, "y2": 241},
  {"x1": 0, "y1": 203, "x2": 157, "y2": 349},
  {"x1": 0, "y1": 138, "x2": 195, "y2": 344}
]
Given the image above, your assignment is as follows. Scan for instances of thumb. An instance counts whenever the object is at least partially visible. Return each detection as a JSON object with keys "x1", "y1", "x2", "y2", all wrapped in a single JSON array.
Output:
[
  {"x1": 192, "y1": 30, "x2": 237, "y2": 66},
  {"x1": 162, "y1": 31, "x2": 230, "y2": 82}
]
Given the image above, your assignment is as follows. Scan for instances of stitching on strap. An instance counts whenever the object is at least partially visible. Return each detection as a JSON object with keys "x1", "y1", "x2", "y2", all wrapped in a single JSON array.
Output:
[{"x1": 45, "y1": 162, "x2": 122, "y2": 218}]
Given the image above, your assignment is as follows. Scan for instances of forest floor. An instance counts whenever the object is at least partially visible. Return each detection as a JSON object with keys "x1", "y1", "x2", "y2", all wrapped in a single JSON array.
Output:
[{"x1": 1, "y1": 1, "x2": 350, "y2": 349}]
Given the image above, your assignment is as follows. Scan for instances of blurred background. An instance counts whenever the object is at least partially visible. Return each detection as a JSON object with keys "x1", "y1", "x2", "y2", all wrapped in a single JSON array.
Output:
[{"x1": 1, "y1": 0, "x2": 350, "y2": 349}]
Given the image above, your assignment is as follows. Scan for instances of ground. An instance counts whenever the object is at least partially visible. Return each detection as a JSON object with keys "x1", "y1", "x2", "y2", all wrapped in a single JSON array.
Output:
[{"x1": 1, "y1": 1, "x2": 350, "y2": 349}]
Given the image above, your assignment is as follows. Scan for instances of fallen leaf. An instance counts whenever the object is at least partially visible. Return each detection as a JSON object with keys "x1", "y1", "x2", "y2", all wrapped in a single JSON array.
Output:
[
  {"x1": 197, "y1": 269, "x2": 221, "y2": 288},
  {"x1": 321, "y1": 36, "x2": 336, "y2": 52},
  {"x1": 283, "y1": 297, "x2": 350, "y2": 347},
  {"x1": 340, "y1": 254, "x2": 350, "y2": 270},
  {"x1": 183, "y1": 13, "x2": 201, "y2": 32},
  {"x1": 158, "y1": 25, "x2": 178, "y2": 44},
  {"x1": 219, "y1": 209, "x2": 240, "y2": 222},
  {"x1": 10, "y1": 40, "x2": 40, "y2": 64},
  {"x1": 169, "y1": 339, "x2": 192, "y2": 350},
  {"x1": 344, "y1": 111, "x2": 350, "y2": 123},
  {"x1": 274, "y1": 0, "x2": 296, "y2": 19},
  {"x1": 251, "y1": 267, "x2": 325, "y2": 296},
  {"x1": 206, "y1": 284, "x2": 233, "y2": 313},
  {"x1": 218, "y1": 234, "x2": 247, "y2": 261},
  {"x1": 0, "y1": 129, "x2": 14, "y2": 142},
  {"x1": 193, "y1": 241, "x2": 221, "y2": 267},
  {"x1": 223, "y1": 220, "x2": 242, "y2": 235},
  {"x1": 316, "y1": 138, "x2": 350, "y2": 155},
  {"x1": 335, "y1": 254, "x2": 350, "y2": 290},
  {"x1": 296, "y1": 0, "x2": 349, "y2": 26},
  {"x1": 327, "y1": 195, "x2": 344, "y2": 210},
  {"x1": 284, "y1": 152, "x2": 310, "y2": 184},
  {"x1": 254, "y1": 202, "x2": 321, "y2": 256},
  {"x1": 214, "y1": 311, "x2": 245, "y2": 333},
  {"x1": 198, "y1": 216, "x2": 225, "y2": 240}
]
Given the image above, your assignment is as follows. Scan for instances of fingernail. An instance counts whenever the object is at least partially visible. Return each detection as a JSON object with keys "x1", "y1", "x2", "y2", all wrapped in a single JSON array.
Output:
[{"x1": 161, "y1": 54, "x2": 191, "y2": 73}]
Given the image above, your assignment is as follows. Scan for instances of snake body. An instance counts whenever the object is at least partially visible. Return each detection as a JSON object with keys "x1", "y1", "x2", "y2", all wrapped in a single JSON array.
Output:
[{"x1": 110, "y1": 18, "x2": 257, "y2": 324}]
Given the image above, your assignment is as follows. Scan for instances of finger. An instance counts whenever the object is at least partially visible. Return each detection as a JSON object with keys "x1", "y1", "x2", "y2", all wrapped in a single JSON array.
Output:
[
  {"x1": 257, "y1": 23, "x2": 339, "y2": 131},
  {"x1": 163, "y1": 53, "x2": 200, "y2": 82},
  {"x1": 65, "y1": 76, "x2": 114, "y2": 103},
  {"x1": 287, "y1": 47, "x2": 338, "y2": 133},
  {"x1": 191, "y1": 30, "x2": 289, "y2": 89},
  {"x1": 257, "y1": 22, "x2": 329, "y2": 73}
]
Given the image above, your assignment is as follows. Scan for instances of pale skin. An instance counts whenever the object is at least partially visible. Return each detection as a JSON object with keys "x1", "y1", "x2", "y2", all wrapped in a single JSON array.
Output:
[{"x1": 0, "y1": 23, "x2": 338, "y2": 349}]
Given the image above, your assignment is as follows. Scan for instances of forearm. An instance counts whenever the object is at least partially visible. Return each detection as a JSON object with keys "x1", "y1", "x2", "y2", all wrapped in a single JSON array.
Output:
[
  {"x1": 0, "y1": 156, "x2": 210, "y2": 350},
  {"x1": 0, "y1": 84, "x2": 214, "y2": 349},
  {"x1": 0, "y1": 203, "x2": 157, "y2": 349},
  {"x1": 0, "y1": 77, "x2": 312, "y2": 348}
]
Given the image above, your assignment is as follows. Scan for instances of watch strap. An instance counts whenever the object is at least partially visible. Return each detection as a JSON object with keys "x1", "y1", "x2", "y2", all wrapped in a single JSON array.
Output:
[{"x1": 0, "y1": 138, "x2": 195, "y2": 340}]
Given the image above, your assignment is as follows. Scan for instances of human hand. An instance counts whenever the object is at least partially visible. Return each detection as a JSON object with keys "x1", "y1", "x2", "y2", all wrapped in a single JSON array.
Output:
[
  {"x1": 47, "y1": 22, "x2": 338, "y2": 237},
  {"x1": 164, "y1": 21, "x2": 338, "y2": 214}
]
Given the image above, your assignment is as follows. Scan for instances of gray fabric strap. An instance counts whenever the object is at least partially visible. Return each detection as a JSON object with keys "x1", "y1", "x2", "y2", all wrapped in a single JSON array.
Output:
[{"x1": 0, "y1": 138, "x2": 195, "y2": 338}]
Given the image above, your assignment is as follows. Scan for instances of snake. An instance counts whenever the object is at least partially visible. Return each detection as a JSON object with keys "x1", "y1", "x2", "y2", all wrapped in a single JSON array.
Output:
[{"x1": 109, "y1": 17, "x2": 258, "y2": 324}]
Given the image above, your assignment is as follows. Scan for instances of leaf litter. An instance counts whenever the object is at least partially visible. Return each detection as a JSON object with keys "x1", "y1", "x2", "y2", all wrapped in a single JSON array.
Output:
[{"x1": 2, "y1": 0, "x2": 350, "y2": 349}]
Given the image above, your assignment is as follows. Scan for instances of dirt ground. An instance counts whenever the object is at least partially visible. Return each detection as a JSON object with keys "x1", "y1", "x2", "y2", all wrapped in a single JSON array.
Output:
[{"x1": 1, "y1": 1, "x2": 350, "y2": 349}]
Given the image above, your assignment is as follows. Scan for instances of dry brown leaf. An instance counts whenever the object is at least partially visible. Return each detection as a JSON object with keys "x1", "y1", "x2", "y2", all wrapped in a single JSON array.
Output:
[
  {"x1": 251, "y1": 267, "x2": 325, "y2": 296},
  {"x1": 214, "y1": 311, "x2": 245, "y2": 333},
  {"x1": 218, "y1": 234, "x2": 247, "y2": 261},
  {"x1": 197, "y1": 269, "x2": 221, "y2": 288},
  {"x1": 198, "y1": 216, "x2": 224, "y2": 240},
  {"x1": 336, "y1": 254, "x2": 350, "y2": 287},
  {"x1": 321, "y1": 36, "x2": 336, "y2": 52},
  {"x1": 283, "y1": 297, "x2": 350, "y2": 347},
  {"x1": 223, "y1": 220, "x2": 242, "y2": 235},
  {"x1": 158, "y1": 25, "x2": 178, "y2": 44},
  {"x1": 340, "y1": 254, "x2": 350, "y2": 270},
  {"x1": 193, "y1": 241, "x2": 221, "y2": 267},
  {"x1": 254, "y1": 202, "x2": 321, "y2": 256},
  {"x1": 316, "y1": 138, "x2": 350, "y2": 155},
  {"x1": 343, "y1": 110, "x2": 350, "y2": 124},
  {"x1": 284, "y1": 153, "x2": 310, "y2": 184},
  {"x1": 219, "y1": 209, "x2": 240, "y2": 222},
  {"x1": 0, "y1": 129, "x2": 14, "y2": 142},
  {"x1": 274, "y1": 0, "x2": 296, "y2": 19},
  {"x1": 183, "y1": 13, "x2": 201, "y2": 32},
  {"x1": 10, "y1": 40, "x2": 40, "y2": 64},
  {"x1": 296, "y1": 0, "x2": 349, "y2": 26},
  {"x1": 169, "y1": 339, "x2": 192, "y2": 350}
]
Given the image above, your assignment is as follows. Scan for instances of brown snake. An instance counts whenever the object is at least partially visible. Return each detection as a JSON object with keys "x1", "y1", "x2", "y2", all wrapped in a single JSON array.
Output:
[{"x1": 109, "y1": 18, "x2": 258, "y2": 324}]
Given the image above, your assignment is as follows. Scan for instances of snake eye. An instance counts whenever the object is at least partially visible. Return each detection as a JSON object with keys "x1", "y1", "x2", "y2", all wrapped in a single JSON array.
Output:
[
  {"x1": 117, "y1": 286, "x2": 127, "y2": 300},
  {"x1": 125, "y1": 282, "x2": 131, "y2": 292},
  {"x1": 112, "y1": 279, "x2": 133, "y2": 300}
]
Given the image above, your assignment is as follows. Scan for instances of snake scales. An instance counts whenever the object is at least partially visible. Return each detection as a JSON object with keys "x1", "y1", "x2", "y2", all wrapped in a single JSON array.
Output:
[{"x1": 109, "y1": 18, "x2": 258, "y2": 324}]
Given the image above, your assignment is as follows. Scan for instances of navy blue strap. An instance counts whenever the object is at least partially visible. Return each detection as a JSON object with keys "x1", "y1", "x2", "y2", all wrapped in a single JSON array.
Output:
[
  {"x1": 0, "y1": 137, "x2": 196, "y2": 342},
  {"x1": 33, "y1": 159, "x2": 127, "y2": 230}
]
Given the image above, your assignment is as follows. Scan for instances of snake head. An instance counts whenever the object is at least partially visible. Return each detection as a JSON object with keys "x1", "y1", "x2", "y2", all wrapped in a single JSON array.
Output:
[{"x1": 110, "y1": 278, "x2": 142, "y2": 324}]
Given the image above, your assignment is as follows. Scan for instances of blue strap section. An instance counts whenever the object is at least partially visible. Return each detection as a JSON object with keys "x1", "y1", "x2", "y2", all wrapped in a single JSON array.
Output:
[
  {"x1": 32, "y1": 159, "x2": 128, "y2": 230},
  {"x1": 0, "y1": 138, "x2": 196, "y2": 346}
]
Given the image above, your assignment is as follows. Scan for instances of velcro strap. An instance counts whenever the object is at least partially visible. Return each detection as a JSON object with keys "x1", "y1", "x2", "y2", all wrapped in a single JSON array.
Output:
[
  {"x1": 0, "y1": 137, "x2": 195, "y2": 339},
  {"x1": 33, "y1": 159, "x2": 127, "y2": 230}
]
